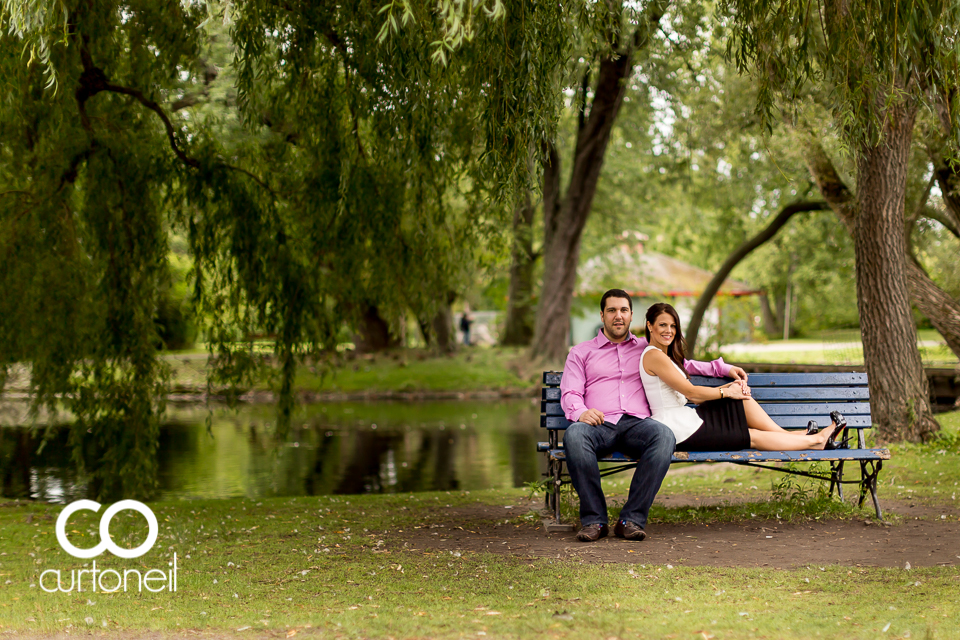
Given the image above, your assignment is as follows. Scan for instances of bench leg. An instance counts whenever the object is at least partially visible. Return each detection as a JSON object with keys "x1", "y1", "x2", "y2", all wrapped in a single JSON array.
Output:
[
  {"x1": 829, "y1": 461, "x2": 845, "y2": 501},
  {"x1": 544, "y1": 457, "x2": 555, "y2": 513},
  {"x1": 858, "y1": 460, "x2": 884, "y2": 521},
  {"x1": 544, "y1": 461, "x2": 552, "y2": 511},
  {"x1": 553, "y1": 460, "x2": 563, "y2": 524}
]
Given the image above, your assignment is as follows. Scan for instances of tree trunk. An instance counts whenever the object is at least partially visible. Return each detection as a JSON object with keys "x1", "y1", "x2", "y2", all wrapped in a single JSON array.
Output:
[
  {"x1": 417, "y1": 317, "x2": 433, "y2": 347},
  {"x1": 931, "y1": 155, "x2": 960, "y2": 237},
  {"x1": 531, "y1": 0, "x2": 668, "y2": 364},
  {"x1": 431, "y1": 292, "x2": 456, "y2": 354},
  {"x1": 904, "y1": 258, "x2": 960, "y2": 357},
  {"x1": 774, "y1": 293, "x2": 788, "y2": 334},
  {"x1": 759, "y1": 294, "x2": 781, "y2": 336},
  {"x1": 686, "y1": 200, "x2": 827, "y2": 354},
  {"x1": 802, "y1": 131, "x2": 960, "y2": 362},
  {"x1": 931, "y1": 94, "x2": 960, "y2": 236},
  {"x1": 354, "y1": 304, "x2": 400, "y2": 353},
  {"x1": 854, "y1": 99, "x2": 938, "y2": 442},
  {"x1": 501, "y1": 192, "x2": 538, "y2": 346},
  {"x1": 902, "y1": 171, "x2": 960, "y2": 359}
]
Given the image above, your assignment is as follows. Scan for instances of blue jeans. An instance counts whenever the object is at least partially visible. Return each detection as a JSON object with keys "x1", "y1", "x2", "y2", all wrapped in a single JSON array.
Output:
[{"x1": 563, "y1": 416, "x2": 676, "y2": 529}]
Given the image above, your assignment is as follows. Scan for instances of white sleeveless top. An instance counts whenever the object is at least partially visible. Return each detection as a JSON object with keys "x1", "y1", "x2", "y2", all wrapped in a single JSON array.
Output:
[{"x1": 639, "y1": 346, "x2": 703, "y2": 444}]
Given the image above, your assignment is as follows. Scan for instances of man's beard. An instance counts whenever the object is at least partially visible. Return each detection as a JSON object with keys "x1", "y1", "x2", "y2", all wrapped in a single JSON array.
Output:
[{"x1": 606, "y1": 324, "x2": 629, "y2": 339}]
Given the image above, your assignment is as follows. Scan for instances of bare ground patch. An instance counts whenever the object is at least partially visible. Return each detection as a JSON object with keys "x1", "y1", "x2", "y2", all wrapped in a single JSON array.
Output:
[{"x1": 392, "y1": 495, "x2": 960, "y2": 569}]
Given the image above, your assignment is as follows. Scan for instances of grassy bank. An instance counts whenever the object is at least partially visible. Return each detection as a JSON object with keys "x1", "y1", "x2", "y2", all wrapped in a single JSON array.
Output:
[
  {"x1": 295, "y1": 347, "x2": 538, "y2": 395},
  {"x1": 718, "y1": 329, "x2": 957, "y2": 366},
  {"x1": 2, "y1": 491, "x2": 958, "y2": 639},
  {"x1": 163, "y1": 346, "x2": 540, "y2": 397},
  {"x1": 2, "y1": 415, "x2": 959, "y2": 638}
]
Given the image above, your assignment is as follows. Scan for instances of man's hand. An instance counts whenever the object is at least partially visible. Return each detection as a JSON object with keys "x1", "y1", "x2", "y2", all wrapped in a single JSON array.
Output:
[
  {"x1": 727, "y1": 366, "x2": 749, "y2": 383},
  {"x1": 577, "y1": 408, "x2": 605, "y2": 426}
]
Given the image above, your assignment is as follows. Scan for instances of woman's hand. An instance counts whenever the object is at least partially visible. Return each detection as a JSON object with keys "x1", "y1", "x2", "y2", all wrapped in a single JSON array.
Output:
[{"x1": 721, "y1": 381, "x2": 750, "y2": 400}]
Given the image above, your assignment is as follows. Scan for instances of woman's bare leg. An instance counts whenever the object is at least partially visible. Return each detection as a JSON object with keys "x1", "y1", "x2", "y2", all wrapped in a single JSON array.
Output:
[
  {"x1": 749, "y1": 422, "x2": 838, "y2": 451},
  {"x1": 742, "y1": 397, "x2": 791, "y2": 433}
]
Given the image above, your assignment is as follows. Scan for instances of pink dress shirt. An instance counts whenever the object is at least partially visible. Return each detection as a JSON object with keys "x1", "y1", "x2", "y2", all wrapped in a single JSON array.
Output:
[{"x1": 560, "y1": 330, "x2": 732, "y2": 425}]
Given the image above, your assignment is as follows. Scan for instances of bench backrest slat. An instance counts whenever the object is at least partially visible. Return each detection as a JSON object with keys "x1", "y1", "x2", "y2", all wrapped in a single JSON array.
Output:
[
  {"x1": 690, "y1": 373, "x2": 867, "y2": 387},
  {"x1": 761, "y1": 401, "x2": 871, "y2": 415},
  {"x1": 544, "y1": 371, "x2": 869, "y2": 388},
  {"x1": 739, "y1": 387, "x2": 869, "y2": 401}
]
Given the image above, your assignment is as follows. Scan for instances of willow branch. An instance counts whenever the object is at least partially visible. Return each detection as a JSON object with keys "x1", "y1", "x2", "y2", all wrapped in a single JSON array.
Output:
[
  {"x1": 686, "y1": 199, "x2": 829, "y2": 354},
  {"x1": 72, "y1": 34, "x2": 275, "y2": 196}
]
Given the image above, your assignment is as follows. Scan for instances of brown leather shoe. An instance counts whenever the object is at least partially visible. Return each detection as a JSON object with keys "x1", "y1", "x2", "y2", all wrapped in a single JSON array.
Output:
[
  {"x1": 614, "y1": 519, "x2": 646, "y2": 541},
  {"x1": 576, "y1": 523, "x2": 609, "y2": 542}
]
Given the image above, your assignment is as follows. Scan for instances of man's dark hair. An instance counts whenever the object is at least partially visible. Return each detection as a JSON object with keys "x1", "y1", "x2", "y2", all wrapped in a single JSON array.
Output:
[{"x1": 600, "y1": 289, "x2": 633, "y2": 312}]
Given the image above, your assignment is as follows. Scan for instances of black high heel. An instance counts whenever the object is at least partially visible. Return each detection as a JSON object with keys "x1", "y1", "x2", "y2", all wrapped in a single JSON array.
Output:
[
  {"x1": 805, "y1": 420, "x2": 819, "y2": 435},
  {"x1": 825, "y1": 411, "x2": 849, "y2": 449}
]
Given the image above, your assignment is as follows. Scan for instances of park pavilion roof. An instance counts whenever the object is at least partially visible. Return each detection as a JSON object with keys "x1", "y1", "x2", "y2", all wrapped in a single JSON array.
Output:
[{"x1": 576, "y1": 239, "x2": 760, "y2": 299}]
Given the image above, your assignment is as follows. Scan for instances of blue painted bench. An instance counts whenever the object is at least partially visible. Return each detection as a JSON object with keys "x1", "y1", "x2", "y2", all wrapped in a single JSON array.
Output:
[{"x1": 539, "y1": 371, "x2": 892, "y2": 524}]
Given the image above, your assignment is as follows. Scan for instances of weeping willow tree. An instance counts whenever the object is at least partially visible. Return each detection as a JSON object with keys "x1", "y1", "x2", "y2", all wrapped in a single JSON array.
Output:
[
  {"x1": 721, "y1": 0, "x2": 960, "y2": 441},
  {"x1": 0, "y1": 0, "x2": 569, "y2": 499}
]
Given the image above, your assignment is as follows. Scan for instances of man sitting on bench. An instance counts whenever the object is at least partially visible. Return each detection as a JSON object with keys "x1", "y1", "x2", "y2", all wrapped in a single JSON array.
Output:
[{"x1": 561, "y1": 289, "x2": 748, "y2": 543}]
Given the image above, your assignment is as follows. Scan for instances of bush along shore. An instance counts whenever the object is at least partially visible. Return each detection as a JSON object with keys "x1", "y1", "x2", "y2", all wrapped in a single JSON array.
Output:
[{"x1": 2, "y1": 347, "x2": 541, "y2": 404}]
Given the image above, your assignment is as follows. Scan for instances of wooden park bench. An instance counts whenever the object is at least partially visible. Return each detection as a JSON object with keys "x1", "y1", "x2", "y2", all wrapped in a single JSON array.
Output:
[{"x1": 539, "y1": 371, "x2": 892, "y2": 527}]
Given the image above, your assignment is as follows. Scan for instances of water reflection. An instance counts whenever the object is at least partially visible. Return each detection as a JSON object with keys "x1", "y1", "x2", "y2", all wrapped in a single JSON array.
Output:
[{"x1": 0, "y1": 399, "x2": 544, "y2": 502}]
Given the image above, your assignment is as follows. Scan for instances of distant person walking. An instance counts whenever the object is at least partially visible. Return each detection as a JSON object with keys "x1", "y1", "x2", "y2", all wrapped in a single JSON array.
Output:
[{"x1": 459, "y1": 306, "x2": 473, "y2": 346}]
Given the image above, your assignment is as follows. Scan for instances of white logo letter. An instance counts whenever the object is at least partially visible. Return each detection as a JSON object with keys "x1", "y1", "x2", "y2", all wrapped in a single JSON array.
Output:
[{"x1": 56, "y1": 500, "x2": 158, "y2": 559}]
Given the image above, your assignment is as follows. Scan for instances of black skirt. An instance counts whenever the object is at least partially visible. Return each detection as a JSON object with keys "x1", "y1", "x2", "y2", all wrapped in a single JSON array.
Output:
[{"x1": 676, "y1": 398, "x2": 750, "y2": 451}]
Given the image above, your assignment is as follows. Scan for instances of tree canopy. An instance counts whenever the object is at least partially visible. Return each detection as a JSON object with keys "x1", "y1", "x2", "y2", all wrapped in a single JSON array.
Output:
[
  {"x1": 2, "y1": 0, "x2": 958, "y2": 502},
  {"x1": 0, "y1": 0, "x2": 572, "y2": 498}
]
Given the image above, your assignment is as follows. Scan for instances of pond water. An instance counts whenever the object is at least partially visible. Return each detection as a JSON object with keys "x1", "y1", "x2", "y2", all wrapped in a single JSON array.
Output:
[{"x1": 0, "y1": 399, "x2": 545, "y2": 502}]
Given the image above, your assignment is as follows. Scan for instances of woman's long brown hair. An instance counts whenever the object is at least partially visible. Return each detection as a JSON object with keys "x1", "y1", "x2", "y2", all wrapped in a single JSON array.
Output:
[{"x1": 645, "y1": 302, "x2": 688, "y2": 374}]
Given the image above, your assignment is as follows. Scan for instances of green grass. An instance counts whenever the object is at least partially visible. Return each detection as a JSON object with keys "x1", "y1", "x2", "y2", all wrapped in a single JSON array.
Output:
[
  {"x1": 4, "y1": 416, "x2": 959, "y2": 637},
  {"x1": 3, "y1": 490, "x2": 959, "y2": 639},
  {"x1": 880, "y1": 411, "x2": 960, "y2": 506},
  {"x1": 294, "y1": 347, "x2": 538, "y2": 394},
  {"x1": 163, "y1": 346, "x2": 539, "y2": 395},
  {"x1": 726, "y1": 346, "x2": 957, "y2": 366},
  {"x1": 719, "y1": 328, "x2": 957, "y2": 366}
]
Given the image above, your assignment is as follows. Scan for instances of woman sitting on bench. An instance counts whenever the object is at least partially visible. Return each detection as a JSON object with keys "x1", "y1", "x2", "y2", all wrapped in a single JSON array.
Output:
[{"x1": 640, "y1": 302, "x2": 847, "y2": 452}]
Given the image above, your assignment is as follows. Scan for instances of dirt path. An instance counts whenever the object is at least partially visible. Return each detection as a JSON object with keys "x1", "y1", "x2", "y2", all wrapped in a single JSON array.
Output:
[{"x1": 396, "y1": 497, "x2": 960, "y2": 568}]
